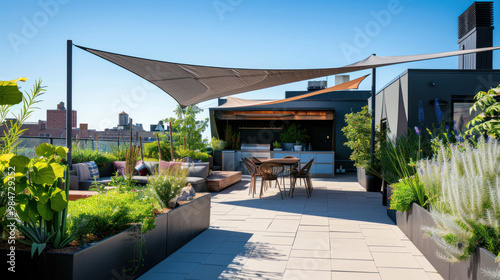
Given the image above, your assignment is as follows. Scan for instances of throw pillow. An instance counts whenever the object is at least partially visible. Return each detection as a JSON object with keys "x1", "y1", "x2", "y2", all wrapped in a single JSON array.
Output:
[
  {"x1": 135, "y1": 162, "x2": 149, "y2": 176},
  {"x1": 85, "y1": 161, "x2": 100, "y2": 179},
  {"x1": 113, "y1": 161, "x2": 127, "y2": 176},
  {"x1": 74, "y1": 163, "x2": 91, "y2": 181}
]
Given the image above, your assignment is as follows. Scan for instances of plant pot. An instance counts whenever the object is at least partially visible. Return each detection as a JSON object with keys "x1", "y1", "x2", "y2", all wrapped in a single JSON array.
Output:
[
  {"x1": 166, "y1": 194, "x2": 211, "y2": 255},
  {"x1": 0, "y1": 194, "x2": 212, "y2": 280},
  {"x1": 213, "y1": 150, "x2": 222, "y2": 167},
  {"x1": 282, "y1": 143, "x2": 294, "y2": 151},
  {"x1": 357, "y1": 167, "x2": 381, "y2": 192},
  {"x1": 274, "y1": 148, "x2": 282, "y2": 151},
  {"x1": 293, "y1": 145, "x2": 302, "y2": 151}
]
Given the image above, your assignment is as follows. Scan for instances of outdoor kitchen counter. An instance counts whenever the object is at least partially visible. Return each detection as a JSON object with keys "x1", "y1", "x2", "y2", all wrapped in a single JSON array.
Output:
[{"x1": 223, "y1": 149, "x2": 335, "y2": 177}]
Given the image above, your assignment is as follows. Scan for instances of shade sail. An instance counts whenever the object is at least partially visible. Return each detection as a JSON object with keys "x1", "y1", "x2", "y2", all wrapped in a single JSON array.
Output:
[
  {"x1": 76, "y1": 45, "x2": 500, "y2": 107},
  {"x1": 217, "y1": 75, "x2": 369, "y2": 108}
]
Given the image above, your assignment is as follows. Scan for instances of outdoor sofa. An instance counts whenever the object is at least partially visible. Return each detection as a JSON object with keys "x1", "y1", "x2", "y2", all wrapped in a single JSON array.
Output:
[{"x1": 72, "y1": 160, "x2": 210, "y2": 192}]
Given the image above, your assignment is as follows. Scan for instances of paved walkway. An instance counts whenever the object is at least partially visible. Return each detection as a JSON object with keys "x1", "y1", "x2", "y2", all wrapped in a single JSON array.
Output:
[{"x1": 139, "y1": 174, "x2": 443, "y2": 280}]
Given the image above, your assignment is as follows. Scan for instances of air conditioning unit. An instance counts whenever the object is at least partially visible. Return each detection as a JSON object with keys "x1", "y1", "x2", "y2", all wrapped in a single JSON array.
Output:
[{"x1": 307, "y1": 80, "x2": 327, "y2": 90}]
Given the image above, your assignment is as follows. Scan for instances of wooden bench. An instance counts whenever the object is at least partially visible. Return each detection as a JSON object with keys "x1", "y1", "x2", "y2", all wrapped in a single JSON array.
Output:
[
  {"x1": 207, "y1": 171, "x2": 242, "y2": 192},
  {"x1": 68, "y1": 190, "x2": 99, "y2": 201}
]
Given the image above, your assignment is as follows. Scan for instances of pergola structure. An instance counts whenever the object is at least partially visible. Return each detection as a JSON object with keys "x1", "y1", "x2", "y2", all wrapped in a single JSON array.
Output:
[{"x1": 66, "y1": 41, "x2": 500, "y2": 166}]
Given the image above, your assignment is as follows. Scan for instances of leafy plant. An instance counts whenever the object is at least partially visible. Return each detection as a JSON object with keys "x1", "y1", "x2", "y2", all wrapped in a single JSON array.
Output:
[
  {"x1": 125, "y1": 145, "x2": 140, "y2": 180},
  {"x1": 279, "y1": 123, "x2": 310, "y2": 144},
  {"x1": 166, "y1": 105, "x2": 209, "y2": 151},
  {"x1": 0, "y1": 143, "x2": 72, "y2": 256},
  {"x1": 0, "y1": 78, "x2": 45, "y2": 155},
  {"x1": 384, "y1": 133, "x2": 428, "y2": 210},
  {"x1": 144, "y1": 141, "x2": 173, "y2": 161},
  {"x1": 465, "y1": 85, "x2": 500, "y2": 139},
  {"x1": 147, "y1": 164, "x2": 188, "y2": 208},
  {"x1": 341, "y1": 106, "x2": 379, "y2": 171},
  {"x1": 0, "y1": 77, "x2": 26, "y2": 105},
  {"x1": 210, "y1": 137, "x2": 226, "y2": 150},
  {"x1": 389, "y1": 180, "x2": 418, "y2": 212},
  {"x1": 273, "y1": 141, "x2": 282, "y2": 149}
]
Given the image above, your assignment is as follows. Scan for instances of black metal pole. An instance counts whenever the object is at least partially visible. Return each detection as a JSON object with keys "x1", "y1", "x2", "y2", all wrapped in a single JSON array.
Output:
[
  {"x1": 370, "y1": 55, "x2": 376, "y2": 161},
  {"x1": 66, "y1": 40, "x2": 73, "y2": 169}
]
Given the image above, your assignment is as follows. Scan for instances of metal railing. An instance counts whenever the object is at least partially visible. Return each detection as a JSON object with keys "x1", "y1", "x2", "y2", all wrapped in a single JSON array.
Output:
[{"x1": 15, "y1": 136, "x2": 154, "y2": 157}]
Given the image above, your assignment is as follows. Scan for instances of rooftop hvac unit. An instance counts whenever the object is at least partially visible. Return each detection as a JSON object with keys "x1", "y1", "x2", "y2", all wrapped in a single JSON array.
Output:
[{"x1": 307, "y1": 80, "x2": 327, "y2": 90}]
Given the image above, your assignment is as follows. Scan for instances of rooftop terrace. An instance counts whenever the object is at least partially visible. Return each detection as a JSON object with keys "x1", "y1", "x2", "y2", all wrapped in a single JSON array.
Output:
[{"x1": 138, "y1": 174, "x2": 442, "y2": 280}]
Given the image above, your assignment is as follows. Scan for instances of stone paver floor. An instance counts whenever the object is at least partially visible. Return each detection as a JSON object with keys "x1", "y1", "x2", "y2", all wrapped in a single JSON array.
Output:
[{"x1": 139, "y1": 174, "x2": 443, "y2": 280}]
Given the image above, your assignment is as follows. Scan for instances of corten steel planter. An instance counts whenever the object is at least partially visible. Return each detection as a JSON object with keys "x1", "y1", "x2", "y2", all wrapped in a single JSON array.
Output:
[
  {"x1": 394, "y1": 203, "x2": 500, "y2": 280},
  {"x1": 166, "y1": 193, "x2": 211, "y2": 256},
  {"x1": 357, "y1": 167, "x2": 382, "y2": 192},
  {"x1": 1, "y1": 194, "x2": 211, "y2": 280}
]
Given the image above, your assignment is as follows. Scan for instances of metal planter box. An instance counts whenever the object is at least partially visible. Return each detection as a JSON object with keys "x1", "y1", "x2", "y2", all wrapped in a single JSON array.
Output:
[
  {"x1": 393, "y1": 203, "x2": 499, "y2": 280},
  {"x1": 167, "y1": 193, "x2": 211, "y2": 256},
  {"x1": 1, "y1": 194, "x2": 211, "y2": 279},
  {"x1": 357, "y1": 167, "x2": 382, "y2": 192}
]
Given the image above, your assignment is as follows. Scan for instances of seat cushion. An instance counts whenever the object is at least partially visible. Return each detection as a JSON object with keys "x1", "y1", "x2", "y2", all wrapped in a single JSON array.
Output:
[
  {"x1": 186, "y1": 177, "x2": 207, "y2": 192},
  {"x1": 85, "y1": 161, "x2": 100, "y2": 179},
  {"x1": 74, "y1": 163, "x2": 91, "y2": 181}
]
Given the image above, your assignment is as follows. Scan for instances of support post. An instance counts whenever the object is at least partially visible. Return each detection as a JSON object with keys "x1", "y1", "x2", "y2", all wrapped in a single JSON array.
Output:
[
  {"x1": 370, "y1": 59, "x2": 376, "y2": 162},
  {"x1": 129, "y1": 118, "x2": 133, "y2": 145},
  {"x1": 66, "y1": 40, "x2": 73, "y2": 169},
  {"x1": 139, "y1": 136, "x2": 143, "y2": 161},
  {"x1": 169, "y1": 122, "x2": 174, "y2": 161},
  {"x1": 156, "y1": 133, "x2": 161, "y2": 162}
]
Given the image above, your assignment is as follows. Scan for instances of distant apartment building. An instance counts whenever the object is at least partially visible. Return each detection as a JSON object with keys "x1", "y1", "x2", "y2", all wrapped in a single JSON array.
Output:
[{"x1": 2, "y1": 103, "x2": 164, "y2": 142}]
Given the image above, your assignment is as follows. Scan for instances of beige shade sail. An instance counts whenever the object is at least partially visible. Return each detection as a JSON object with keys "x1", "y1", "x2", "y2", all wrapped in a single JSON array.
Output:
[
  {"x1": 217, "y1": 75, "x2": 369, "y2": 108},
  {"x1": 75, "y1": 45, "x2": 500, "y2": 107}
]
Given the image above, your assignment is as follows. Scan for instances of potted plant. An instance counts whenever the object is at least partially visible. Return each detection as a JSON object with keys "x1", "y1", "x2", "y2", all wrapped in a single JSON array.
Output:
[
  {"x1": 342, "y1": 106, "x2": 382, "y2": 192},
  {"x1": 294, "y1": 140, "x2": 302, "y2": 151},
  {"x1": 279, "y1": 124, "x2": 309, "y2": 151},
  {"x1": 273, "y1": 141, "x2": 282, "y2": 151}
]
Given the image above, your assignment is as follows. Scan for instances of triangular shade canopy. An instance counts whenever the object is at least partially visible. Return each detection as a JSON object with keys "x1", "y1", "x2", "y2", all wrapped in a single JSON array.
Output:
[
  {"x1": 76, "y1": 45, "x2": 500, "y2": 107},
  {"x1": 217, "y1": 75, "x2": 369, "y2": 108}
]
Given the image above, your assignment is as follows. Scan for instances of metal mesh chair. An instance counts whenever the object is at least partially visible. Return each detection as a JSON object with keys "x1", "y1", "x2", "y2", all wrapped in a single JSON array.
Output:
[
  {"x1": 290, "y1": 158, "x2": 314, "y2": 198},
  {"x1": 242, "y1": 157, "x2": 262, "y2": 197},
  {"x1": 258, "y1": 162, "x2": 285, "y2": 199}
]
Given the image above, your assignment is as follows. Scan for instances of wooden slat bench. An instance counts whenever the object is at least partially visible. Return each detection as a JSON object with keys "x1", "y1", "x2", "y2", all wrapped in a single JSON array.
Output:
[
  {"x1": 68, "y1": 190, "x2": 99, "y2": 201},
  {"x1": 207, "y1": 171, "x2": 242, "y2": 192}
]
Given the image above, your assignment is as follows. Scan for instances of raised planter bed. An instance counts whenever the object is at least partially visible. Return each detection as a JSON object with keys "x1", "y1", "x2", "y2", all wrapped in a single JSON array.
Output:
[
  {"x1": 357, "y1": 167, "x2": 382, "y2": 192},
  {"x1": 1, "y1": 193, "x2": 211, "y2": 279},
  {"x1": 392, "y1": 203, "x2": 499, "y2": 280}
]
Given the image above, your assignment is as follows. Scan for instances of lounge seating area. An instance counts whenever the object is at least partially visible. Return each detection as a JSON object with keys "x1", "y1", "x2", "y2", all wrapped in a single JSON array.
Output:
[{"x1": 72, "y1": 160, "x2": 241, "y2": 193}]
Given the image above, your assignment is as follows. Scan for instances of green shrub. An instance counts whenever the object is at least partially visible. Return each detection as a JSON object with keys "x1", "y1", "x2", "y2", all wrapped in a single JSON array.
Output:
[
  {"x1": 144, "y1": 141, "x2": 172, "y2": 161},
  {"x1": 147, "y1": 164, "x2": 188, "y2": 208},
  {"x1": 342, "y1": 106, "x2": 381, "y2": 173},
  {"x1": 72, "y1": 148, "x2": 117, "y2": 174},
  {"x1": 67, "y1": 190, "x2": 157, "y2": 245},
  {"x1": 209, "y1": 137, "x2": 226, "y2": 150},
  {"x1": 280, "y1": 123, "x2": 309, "y2": 144},
  {"x1": 389, "y1": 180, "x2": 420, "y2": 212}
]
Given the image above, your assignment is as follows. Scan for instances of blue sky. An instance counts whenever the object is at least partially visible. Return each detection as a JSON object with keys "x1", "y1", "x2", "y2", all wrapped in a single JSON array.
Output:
[{"x1": 2, "y1": 0, "x2": 499, "y2": 140}]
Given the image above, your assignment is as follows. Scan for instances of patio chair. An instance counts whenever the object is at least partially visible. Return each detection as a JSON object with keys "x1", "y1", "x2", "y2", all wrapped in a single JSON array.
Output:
[
  {"x1": 258, "y1": 162, "x2": 285, "y2": 199},
  {"x1": 242, "y1": 157, "x2": 262, "y2": 198},
  {"x1": 289, "y1": 158, "x2": 314, "y2": 198}
]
